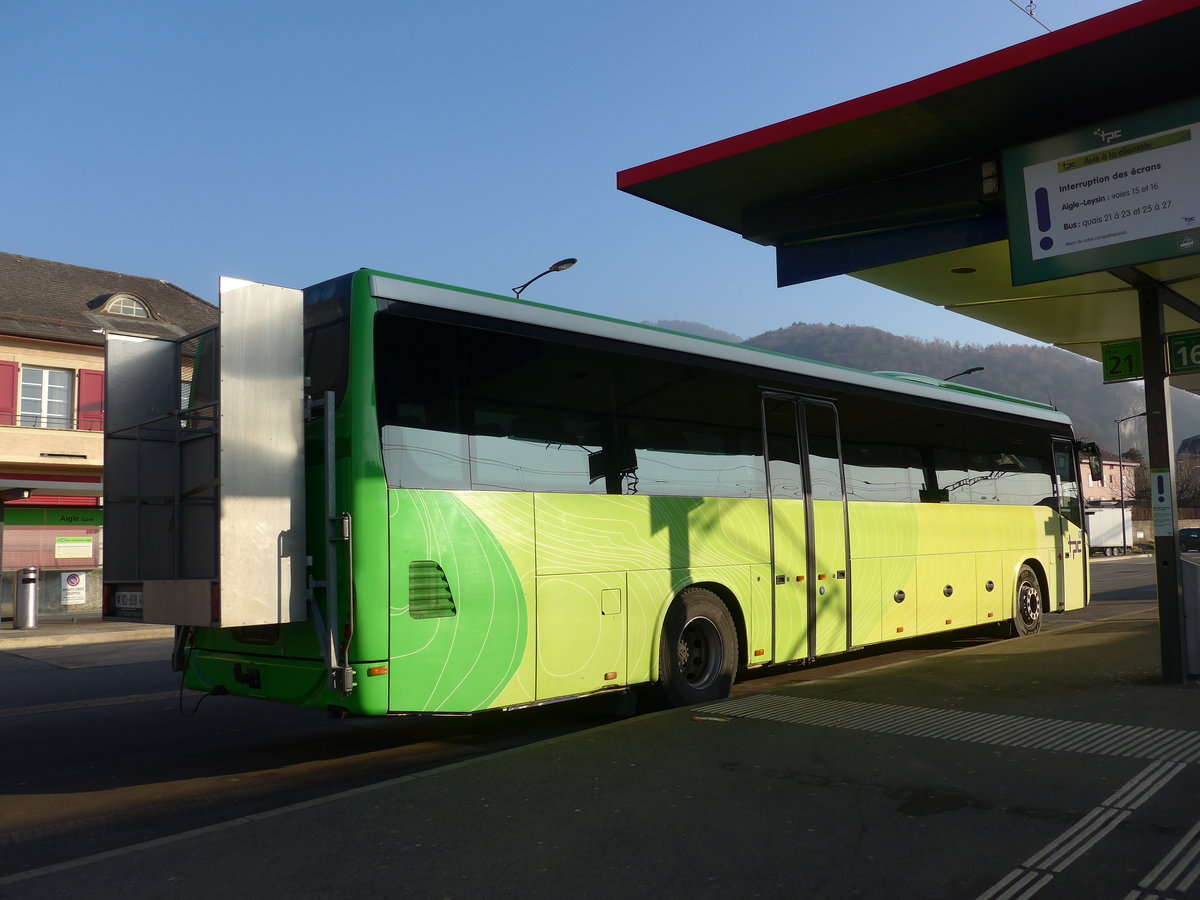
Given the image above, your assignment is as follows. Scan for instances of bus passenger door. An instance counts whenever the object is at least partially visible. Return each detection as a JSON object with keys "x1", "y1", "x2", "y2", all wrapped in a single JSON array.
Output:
[
  {"x1": 763, "y1": 395, "x2": 850, "y2": 662},
  {"x1": 1052, "y1": 439, "x2": 1087, "y2": 610}
]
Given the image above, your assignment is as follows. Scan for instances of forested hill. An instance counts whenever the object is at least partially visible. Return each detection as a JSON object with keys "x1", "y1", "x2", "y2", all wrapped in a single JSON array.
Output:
[
  {"x1": 644, "y1": 319, "x2": 1200, "y2": 451},
  {"x1": 647, "y1": 319, "x2": 743, "y2": 345}
]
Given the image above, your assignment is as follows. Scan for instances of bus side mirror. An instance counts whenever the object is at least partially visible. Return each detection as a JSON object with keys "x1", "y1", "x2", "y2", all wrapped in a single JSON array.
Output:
[{"x1": 1078, "y1": 441, "x2": 1102, "y2": 481}]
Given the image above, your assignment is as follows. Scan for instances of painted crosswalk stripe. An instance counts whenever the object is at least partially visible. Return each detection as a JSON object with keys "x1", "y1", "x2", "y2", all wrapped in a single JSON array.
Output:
[
  {"x1": 978, "y1": 761, "x2": 1184, "y2": 900},
  {"x1": 1127, "y1": 817, "x2": 1200, "y2": 899},
  {"x1": 697, "y1": 694, "x2": 1200, "y2": 762},
  {"x1": 694, "y1": 695, "x2": 1199, "y2": 900}
]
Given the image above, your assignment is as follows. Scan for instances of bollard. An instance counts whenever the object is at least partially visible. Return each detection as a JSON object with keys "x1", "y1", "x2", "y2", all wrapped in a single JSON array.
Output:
[{"x1": 14, "y1": 567, "x2": 37, "y2": 629}]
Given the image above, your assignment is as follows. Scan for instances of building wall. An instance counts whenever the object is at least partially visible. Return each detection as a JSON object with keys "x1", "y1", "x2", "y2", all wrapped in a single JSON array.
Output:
[
  {"x1": 0, "y1": 252, "x2": 219, "y2": 621},
  {"x1": 1082, "y1": 458, "x2": 1139, "y2": 504},
  {"x1": 0, "y1": 335, "x2": 104, "y2": 476},
  {"x1": 0, "y1": 508, "x2": 102, "y2": 618},
  {"x1": 0, "y1": 336, "x2": 104, "y2": 618}
]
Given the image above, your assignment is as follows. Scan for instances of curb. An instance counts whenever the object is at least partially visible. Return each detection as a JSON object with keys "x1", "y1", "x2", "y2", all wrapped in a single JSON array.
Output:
[{"x1": 0, "y1": 626, "x2": 174, "y2": 651}]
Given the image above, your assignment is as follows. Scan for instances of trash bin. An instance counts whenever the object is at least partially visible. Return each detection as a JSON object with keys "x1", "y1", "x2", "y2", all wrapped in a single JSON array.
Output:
[{"x1": 14, "y1": 567, "x2": 37, "y2": 629}]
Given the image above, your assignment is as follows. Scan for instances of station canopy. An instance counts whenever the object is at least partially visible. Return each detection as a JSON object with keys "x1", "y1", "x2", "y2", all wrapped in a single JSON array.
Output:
[{"x1": 617, "y1": 0, "x2": 1200, "y2": 387}]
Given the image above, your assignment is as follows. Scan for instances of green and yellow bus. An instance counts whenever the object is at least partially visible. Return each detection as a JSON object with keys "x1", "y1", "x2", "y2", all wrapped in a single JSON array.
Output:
[{"x1": 105, "y1": 269, "x2": 1091, "y2": 715}]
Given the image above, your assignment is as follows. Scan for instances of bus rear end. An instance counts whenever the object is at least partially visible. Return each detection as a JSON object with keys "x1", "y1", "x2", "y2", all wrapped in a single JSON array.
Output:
[{"x1": 104, "y1": 277, "x2": 379, "y2": 712}]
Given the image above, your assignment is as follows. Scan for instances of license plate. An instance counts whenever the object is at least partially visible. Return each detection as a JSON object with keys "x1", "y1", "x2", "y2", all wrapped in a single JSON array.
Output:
[{"x1": 114, "y1": 591, "x2": 143, "y2": 610}]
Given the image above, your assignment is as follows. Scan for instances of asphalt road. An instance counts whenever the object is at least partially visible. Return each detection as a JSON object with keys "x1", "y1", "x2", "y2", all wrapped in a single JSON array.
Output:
[{"x1": 0, "y1": 556, "x2": 1159, "y2": 877}]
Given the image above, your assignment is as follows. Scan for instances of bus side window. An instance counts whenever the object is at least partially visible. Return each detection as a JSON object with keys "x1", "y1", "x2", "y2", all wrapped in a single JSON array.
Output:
[
  {"x1": 842, "y1": 442, "x2": 922, "y2": 502},
  {"x1": 614, "y1": 357, "x2": 765, "y2": 499},
  {"x1": 763, "y1": 399, "x2": 804, "y2": 501},
  {"x1": 804, "y1": 403, "x2": 844, "y2": 502},
  {"x1": 1054, "y1": 444, "x2": 1083, "y2": 527}
]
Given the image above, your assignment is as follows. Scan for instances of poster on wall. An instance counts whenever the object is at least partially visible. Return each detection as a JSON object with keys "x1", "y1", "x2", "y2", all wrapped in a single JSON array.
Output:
[
  {"x1": 62, "y1": 572, "x2": 86, "y2": 606},
  {"x1": 54, "y1": 536, "x2": 94, "y2": 559}
]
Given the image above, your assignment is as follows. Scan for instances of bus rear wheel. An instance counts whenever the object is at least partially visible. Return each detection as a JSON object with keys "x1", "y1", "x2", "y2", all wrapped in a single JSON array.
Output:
[
  {"x1": 653, "y1": 588, "x2": 738, "y2": 708},
  {"x1": 1013, "y1": 564, "x2": 1043, "y2": 636}
]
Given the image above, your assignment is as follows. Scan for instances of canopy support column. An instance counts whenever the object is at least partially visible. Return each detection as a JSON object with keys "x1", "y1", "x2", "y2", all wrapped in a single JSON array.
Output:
[{"x1": 1137, "y1": 282, "x2": 1188, "y2": 683}]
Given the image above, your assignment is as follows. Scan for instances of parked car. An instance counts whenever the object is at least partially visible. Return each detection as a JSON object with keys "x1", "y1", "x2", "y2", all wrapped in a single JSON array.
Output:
[{"x1": 1179, "y1": 528, "x2": 1200, "y2": 551}]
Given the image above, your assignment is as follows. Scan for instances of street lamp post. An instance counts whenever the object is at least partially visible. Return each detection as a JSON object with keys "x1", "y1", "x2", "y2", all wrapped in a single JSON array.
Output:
[
  {"x1": 1116, "y1": 411, "x2": 1147, "y2": 554},
  {"x1": 943, "y1": 366, "x2": 984, "y2": 381},
  {"x1": 512, "y1": 258, "x2": 578, "y2": 300}
]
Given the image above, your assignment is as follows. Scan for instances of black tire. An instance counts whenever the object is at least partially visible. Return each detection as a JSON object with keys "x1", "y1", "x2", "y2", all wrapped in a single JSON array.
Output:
[
  {"x1": 652, "y1": 588, "x2": 738, "y2": 708},
  {"x1": 1013, "y1": 564, "x2": 1043, "y2": 637}
]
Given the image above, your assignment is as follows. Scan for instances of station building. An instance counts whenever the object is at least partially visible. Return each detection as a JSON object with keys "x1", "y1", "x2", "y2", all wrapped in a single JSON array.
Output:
[{"x1": 0, "y1": 252, "x2": 217, "y2": 619}]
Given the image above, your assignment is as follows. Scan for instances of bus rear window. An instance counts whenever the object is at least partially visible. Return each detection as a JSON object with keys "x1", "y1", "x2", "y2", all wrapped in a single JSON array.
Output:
[{"x1": 303, "y1": 274, "x2": 352, "y2": 410}]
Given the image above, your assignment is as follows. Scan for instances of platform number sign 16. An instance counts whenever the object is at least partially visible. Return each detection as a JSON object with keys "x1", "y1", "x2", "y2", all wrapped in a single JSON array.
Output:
[
  {"x1": 1167, "y1": 331, "x2": 1200, "y2": 375},
  {"x1": 1101, "y1": 339, "x2": 1143, "y2": 383}
]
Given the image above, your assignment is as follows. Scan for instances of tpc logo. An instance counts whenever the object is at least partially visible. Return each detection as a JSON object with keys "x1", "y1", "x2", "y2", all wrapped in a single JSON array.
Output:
[{"x1": 1094, "y1": 127, "x2": 1123, "y2": 144}]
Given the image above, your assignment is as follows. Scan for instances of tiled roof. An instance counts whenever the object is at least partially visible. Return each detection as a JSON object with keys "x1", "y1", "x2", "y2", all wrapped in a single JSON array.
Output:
[{"x1": 0, "y1": 252, "x2": 218, "y2": 346}]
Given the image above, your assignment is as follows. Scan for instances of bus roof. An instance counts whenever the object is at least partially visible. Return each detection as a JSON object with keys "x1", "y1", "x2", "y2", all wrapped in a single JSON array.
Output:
[{"x1": 361, "y1": 269, "x2": 1072, "y2": 428}]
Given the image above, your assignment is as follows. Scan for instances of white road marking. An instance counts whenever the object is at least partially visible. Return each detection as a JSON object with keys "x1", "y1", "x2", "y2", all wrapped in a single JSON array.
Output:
[{"x1": 696, "y1": 695, "x2": 1199, "y2": 900}]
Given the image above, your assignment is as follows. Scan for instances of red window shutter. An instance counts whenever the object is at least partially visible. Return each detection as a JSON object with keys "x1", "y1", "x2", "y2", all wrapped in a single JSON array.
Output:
[
  {"x1": 77, "y1": 369, "x2": 105, "y2": 432},
  {"x1": 0, "y1": 360, "x2": 16, "y2": 426}
]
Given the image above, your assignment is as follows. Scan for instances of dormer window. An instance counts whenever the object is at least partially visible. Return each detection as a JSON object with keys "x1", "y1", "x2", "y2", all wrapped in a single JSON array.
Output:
[{"x1": 105, "y1": 293, "x2": 150, "y2": 318}]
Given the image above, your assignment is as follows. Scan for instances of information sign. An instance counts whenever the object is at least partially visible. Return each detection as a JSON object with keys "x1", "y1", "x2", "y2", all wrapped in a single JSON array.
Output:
[
  {"x1": 1152, "y1": 467, "x2": 1175, "y2": 537},
  {"x1": 1101, "y1": 339, "x2": 1143, "y2": 383},
  {"x1": 1006, "y1": 98, "x2": 1200, "y2": 284}
]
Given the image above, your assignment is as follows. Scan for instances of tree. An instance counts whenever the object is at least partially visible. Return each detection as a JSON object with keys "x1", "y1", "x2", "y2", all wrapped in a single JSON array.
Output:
[{"x1": 1122, "y1": 447, "x2": 1149, "y2": 502}]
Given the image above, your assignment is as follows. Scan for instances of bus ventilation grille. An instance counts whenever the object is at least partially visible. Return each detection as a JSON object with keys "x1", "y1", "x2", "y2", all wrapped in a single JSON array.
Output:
[{"x1": 408, "y1": 560, "x2": 457, "y2": 619}]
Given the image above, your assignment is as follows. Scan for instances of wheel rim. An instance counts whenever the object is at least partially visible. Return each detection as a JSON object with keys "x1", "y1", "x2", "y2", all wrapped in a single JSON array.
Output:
[
  {"x1": 1017, "y1": 575, "x2": 1041, "y2": 630},
  {"x1": 676, "y1": 616, "x2": 722, "y2": 690}
]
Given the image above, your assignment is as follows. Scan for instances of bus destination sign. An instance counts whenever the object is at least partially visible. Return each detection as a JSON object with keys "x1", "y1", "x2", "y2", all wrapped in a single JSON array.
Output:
[{"x1": 1006, "y1": 98, "x2": 1200, "y2": 285}]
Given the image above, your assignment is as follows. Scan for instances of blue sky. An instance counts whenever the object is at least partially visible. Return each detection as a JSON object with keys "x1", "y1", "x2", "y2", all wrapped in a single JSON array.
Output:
[{"x1": 4, "y1": 0, "x2": 1134, "y2": 344}]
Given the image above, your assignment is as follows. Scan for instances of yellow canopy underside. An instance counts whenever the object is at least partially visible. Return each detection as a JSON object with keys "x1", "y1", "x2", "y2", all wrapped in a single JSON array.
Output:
[{"x1": 853, "y1": 241, "x2": 1200, "y2": 391}]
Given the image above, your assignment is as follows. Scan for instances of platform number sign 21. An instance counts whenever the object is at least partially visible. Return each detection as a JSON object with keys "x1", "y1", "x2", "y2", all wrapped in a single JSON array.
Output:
[{"x1": 1101, "y1": 340, "x2": 1143, "y2": 383}]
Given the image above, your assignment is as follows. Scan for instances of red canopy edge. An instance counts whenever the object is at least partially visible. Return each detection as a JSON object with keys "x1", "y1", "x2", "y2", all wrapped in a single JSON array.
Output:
[{"x1": 616, "y1": 0, "x2": 1200, "y2": 191}]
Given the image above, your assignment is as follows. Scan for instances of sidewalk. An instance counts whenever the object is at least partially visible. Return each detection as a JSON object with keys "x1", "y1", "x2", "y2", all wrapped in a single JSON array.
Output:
[
  {"x1": 2, "y1": 607, "x2": 1199, "y2": 899},
  {"x1": 0, "y1": 618, "x2": 173, "y2": 650}
]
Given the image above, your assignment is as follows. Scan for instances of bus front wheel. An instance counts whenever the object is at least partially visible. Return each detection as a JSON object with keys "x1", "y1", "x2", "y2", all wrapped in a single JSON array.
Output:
[
  {"x1": 1013, "y1": 564, "x2": 1043, "y2": 637},
  {"x1": 653, "y1": 588, "x2": 738, "y2": 708}
]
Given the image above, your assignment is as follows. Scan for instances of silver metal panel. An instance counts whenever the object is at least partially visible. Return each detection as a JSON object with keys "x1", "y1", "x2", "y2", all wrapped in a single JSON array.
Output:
[
  {"x1": 137, "y1": 506, "x2": 179, "y2": 581},
  {"x1": 217, "y1": 278, "x2": 307, "y2": 627},
  {"x1": 101, "y1": 439, "x2": 142, "y2": 502},
  {"x1": 104, "y1": 334, "x2": 186, "y2": 608},
  {"x1": 181, "y1": 503, "x2": 217, "y2": 579},
  {"x1": 102, "y1": 502, "x2": 140, "y2": 582},
  {"x1": 130, "y1": 439, "x2": 177, "y2": 501},
  {"x1": 179, "y1": 433, "x2": 217, "y2": 501},
  {"x1": 104, "y1": 334, "x2": 180, "y2": 434},
  {"x1": 144, "y1": 580, "x2": 212, "y2": 626},
  {"x1": 178, "y1": 432, "x2": 218, "y2": 584}
]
